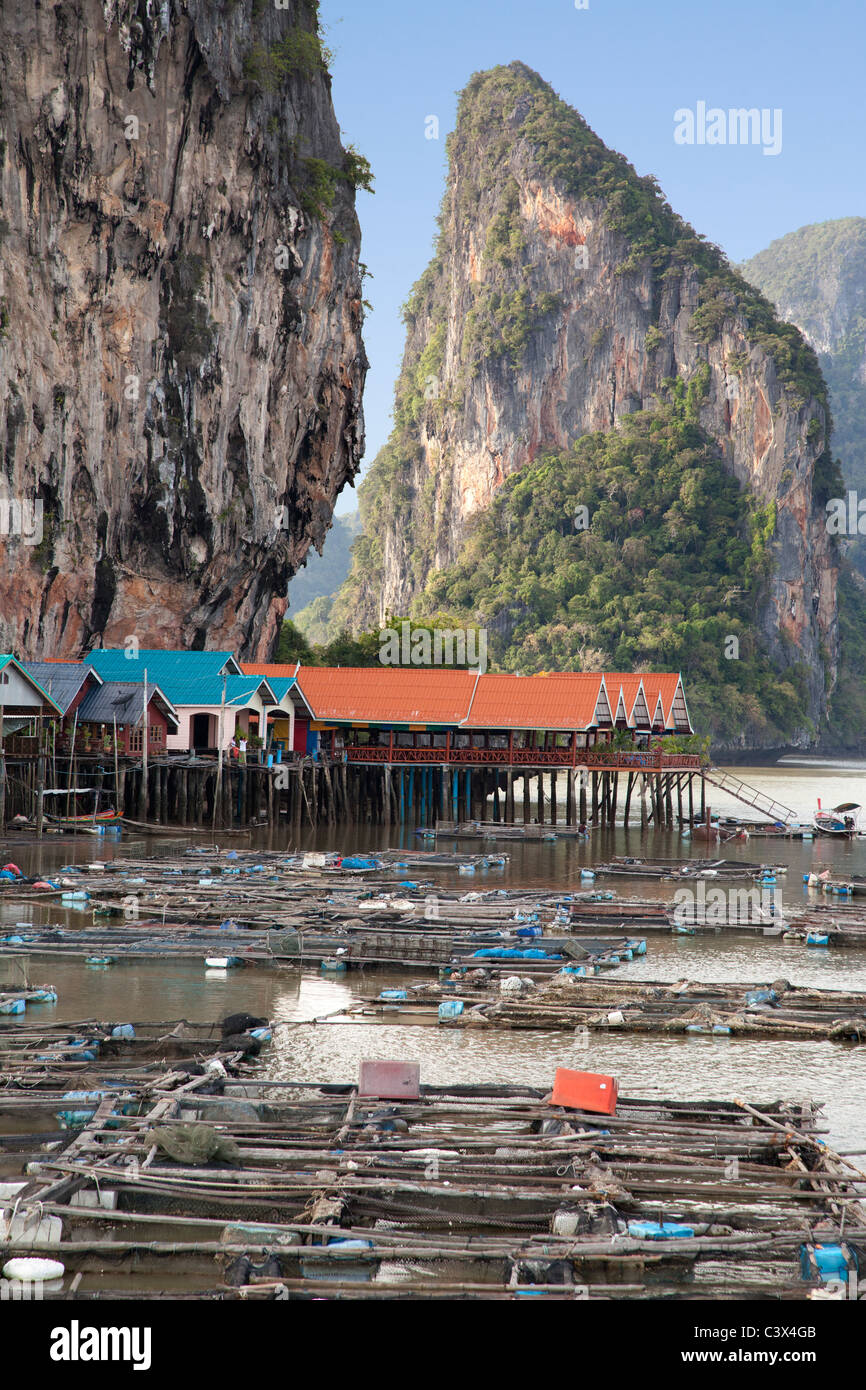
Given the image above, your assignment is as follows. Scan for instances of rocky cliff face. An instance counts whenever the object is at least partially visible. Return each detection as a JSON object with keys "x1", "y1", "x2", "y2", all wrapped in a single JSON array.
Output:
[
  {"x1": 741, "y1": 219, "x2": 866, "y2": 494},
  {"x1": 335, "y1": 63, "x2": 838, "y2": 738},
  {"x1": 0, "y1": 0, "x2": 366, "y2": 658}
]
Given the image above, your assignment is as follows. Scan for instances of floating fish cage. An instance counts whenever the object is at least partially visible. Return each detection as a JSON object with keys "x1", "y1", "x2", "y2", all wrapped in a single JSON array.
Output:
[{"x1": 0, "y1": 1023, "x2": 859, "y2": 1301}]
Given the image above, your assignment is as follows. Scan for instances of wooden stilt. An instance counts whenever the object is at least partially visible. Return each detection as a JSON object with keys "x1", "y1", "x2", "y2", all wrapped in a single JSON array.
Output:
[
  {"x1": 36, "y1": 755, "x2": 45, "y2": 838},
  {"x1": 623, "y1": 771, "x2": 634, "y2": 828}
]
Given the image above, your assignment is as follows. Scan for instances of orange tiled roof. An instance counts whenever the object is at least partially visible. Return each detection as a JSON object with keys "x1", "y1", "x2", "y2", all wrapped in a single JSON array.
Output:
[
  {"x1": 295, "y1": 667, "x2": 478, "y2": 724},
  {"x1": 240, "y1": 662, "x2": 300, "y2": 678},
  {"x1": 462, "y1": 673, "x2": 607, "y2": 730},
  {"x1": 640, "y1": 674, "x2": 683, "y2": 727},
  {"x1": 264, "y1": 664, "x2": 688, "y2": 733}
]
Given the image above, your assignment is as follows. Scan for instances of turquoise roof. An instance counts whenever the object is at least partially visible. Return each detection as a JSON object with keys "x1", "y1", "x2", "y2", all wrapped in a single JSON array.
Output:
[
  {"x1": 86, "y1": 650, "x2": 241, "y2": 685},
  {"x1": 149, "y1": 674, "x2": 276, "y2": 708},
  {"x1": 265, "y1": 676, "x2": 297, "y2": 702}
]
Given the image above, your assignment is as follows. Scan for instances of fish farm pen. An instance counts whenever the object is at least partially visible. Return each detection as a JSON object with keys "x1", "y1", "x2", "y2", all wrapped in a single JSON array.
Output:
[
  {"x1": 0, "y1": 1014, "x2": 863, "y2": 1301},
  {"x1": 352, "y1": 974, "x2": 866, "y2": 1043},
  {"x1": 1, "y1": 840, "x2": 865, "y2": 1304},
  {"x1": 4, "y1": 849, "x2": 866, "y2": 980}
]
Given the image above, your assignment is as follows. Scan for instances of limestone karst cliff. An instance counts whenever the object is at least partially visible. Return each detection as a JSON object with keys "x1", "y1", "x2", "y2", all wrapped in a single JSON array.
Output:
[
  {"x1": 333, "y1": 63, "x2": 840, "y2": 745},
  {"x1": 742, "y1": 218, "x2": 866, "y2": 495},
  {"x1": 0, "y1": 0, "x2": 367, "y2": 658}
]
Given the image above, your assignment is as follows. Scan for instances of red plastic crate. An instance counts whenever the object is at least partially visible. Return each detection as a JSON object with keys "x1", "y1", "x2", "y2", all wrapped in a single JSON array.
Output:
[
  {"x1": 358, "y1": 1060, "x2": 421, "y2": 1100},
  {"x1": 549, "y1": 1068, "x2": 618, "y2": 1115}
]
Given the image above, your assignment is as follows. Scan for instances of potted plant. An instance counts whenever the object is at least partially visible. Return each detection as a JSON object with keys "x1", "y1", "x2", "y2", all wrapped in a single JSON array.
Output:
[{"x1": 248, "y1": 733, "x2": 263, "y2": 763}]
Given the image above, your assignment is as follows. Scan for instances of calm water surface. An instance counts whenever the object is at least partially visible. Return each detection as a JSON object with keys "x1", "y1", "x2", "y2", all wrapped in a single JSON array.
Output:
[{"x1": 2, "y1": 760, "x2": 866, "y2": 1153}]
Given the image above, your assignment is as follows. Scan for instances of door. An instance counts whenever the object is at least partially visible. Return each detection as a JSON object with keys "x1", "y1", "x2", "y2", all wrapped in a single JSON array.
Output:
[{"x1": 191, "y1": 713, "x2": 210, "y2": 750}]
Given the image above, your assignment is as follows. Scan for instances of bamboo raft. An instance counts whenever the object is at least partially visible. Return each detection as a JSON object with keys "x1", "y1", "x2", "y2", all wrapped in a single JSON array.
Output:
[
  {"x1": 349, "y1": 973, "x2": 866, "y2": 1042},
  {"x1": 595, "y1": 856, "x2": 788, "y2": 881},
  {"x1": 0, "y1": 852, "x2": 654, "y2": 972},
  {"x1": 3, "y1": 849, "x2": 866, "y2": 970},
  {"x1": 434, "y1": 820, "x2": 590, "y2": 841},
  {"x1": 0, "y1": 1019, "x2": 862, "y2": 1299},
  {"x1": 0, "y1": 917, "x2": 643, "y2": 976},
  {"x1": 782, "y1": 903, "x2": 866, "y2": 946}
]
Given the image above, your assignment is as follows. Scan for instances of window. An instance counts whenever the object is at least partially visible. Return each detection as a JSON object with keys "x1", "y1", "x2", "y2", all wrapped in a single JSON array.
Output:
[
  {"x1": 128, "y1": 728, "x2": 143, "y2": 753},
  {"x1": 149, "y1": 724, "x2": 163, "y2": 743}
]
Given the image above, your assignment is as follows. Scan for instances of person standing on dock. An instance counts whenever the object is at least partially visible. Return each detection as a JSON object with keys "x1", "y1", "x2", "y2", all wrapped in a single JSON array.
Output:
[{"x1": 238, "y1": 736, "x2": 247, "y2": 766}]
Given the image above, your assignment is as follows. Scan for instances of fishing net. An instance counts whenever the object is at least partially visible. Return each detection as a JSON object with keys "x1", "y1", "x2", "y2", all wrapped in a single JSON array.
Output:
[{"x1": 147, "y1": 1123, "x2": 241, "y2": 1166}]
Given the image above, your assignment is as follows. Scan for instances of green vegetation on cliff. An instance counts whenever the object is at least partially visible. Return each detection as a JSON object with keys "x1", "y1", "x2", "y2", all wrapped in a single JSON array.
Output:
[
  {"x1": 741, "y1": 218, "x2": 866, "y2": 744},
  {"x1": 823, "y1": 565, "x2": 866, "y2": 752},
  {"x1": 414, "y1": 394, "x2": 813, "y2": 744},
  {"x1": 412, "y1": 63, "x2": 827, "y2": 404},
  {"x1": 243, "y1": 25, "x2": 333, "y2": 88},
  {"x1": 334, "y1": 62, "x2": 829, "y2": 637},
  {"x1": 288, "y1": 511, "x2": 361, "y2": 617}
]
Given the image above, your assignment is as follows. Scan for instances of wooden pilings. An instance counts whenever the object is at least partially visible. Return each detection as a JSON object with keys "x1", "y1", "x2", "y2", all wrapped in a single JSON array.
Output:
[{"x1": 0, "y1": 752, "x2": 709, "y2": 833}]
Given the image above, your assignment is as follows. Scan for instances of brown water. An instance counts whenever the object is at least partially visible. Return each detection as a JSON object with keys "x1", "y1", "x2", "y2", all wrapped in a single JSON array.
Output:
[
  {"x1": 3, "y1": 760, "x2": 866, "y2": 1155},
  {"x1": 3, "y1": 938, "x2": 866, "y2": 1154},
  {"x1": 4, "y1": 756, "x2": 866, "y2": 891}
]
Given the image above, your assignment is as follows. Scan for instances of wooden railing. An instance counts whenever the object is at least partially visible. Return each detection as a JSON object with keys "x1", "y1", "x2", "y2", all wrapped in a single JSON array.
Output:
[
  {"x1": 4, "y1": 737, "x2": 40, "y2": 755},
  {"x1": 583, "y1": 749, "x2": 703, "y2": 771},
  {"x1": 343, "y1": 744, "x2": 703, "y2": 770}
]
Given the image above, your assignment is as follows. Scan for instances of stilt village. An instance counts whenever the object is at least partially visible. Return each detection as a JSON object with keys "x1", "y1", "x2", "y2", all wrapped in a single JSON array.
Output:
[{"x1": 0, "y1": 649, "x2": 864, "y2": 1302}]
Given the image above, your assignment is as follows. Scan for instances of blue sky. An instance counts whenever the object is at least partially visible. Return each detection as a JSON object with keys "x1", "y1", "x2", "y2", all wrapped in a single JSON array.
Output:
[{"x1": 320, "y1": 0, "x2": 866, "y2": 513}]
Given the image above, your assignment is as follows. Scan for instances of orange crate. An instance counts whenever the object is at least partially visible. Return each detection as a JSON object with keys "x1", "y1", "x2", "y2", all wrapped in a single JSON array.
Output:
[{"x1": 550, "y1": 1068, "x2": 618, "y2": 1115}]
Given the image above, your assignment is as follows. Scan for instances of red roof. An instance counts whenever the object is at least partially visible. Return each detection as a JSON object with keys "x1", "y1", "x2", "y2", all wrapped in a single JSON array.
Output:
[
  {"x1": 241, "y1": 663, "x2": 300, "y2": 679},
  {"x1": 640, "y1": 674, "x2": 686, "y2": 728},
  {"x1": 251, "y1": 665, "x2": 690, "y2": 733},
  {"x1": 462, "y1": 673, "x2": 608, "y2": 730},
  {"x1": 295, "y1": 667, "x2": 478, "y2": 725}
]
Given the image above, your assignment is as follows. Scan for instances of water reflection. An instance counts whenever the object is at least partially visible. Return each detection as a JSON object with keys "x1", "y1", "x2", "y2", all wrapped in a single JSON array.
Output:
[
  {"x1": 6, "y1": 952, "x2": 866, "y2": 1154},
  {"x1": 3, "y1": 758, "x2": 866, "y2": 1159},
  {"x1": 267, "y1": 1021, "x2": 866, "y2": 1154}
]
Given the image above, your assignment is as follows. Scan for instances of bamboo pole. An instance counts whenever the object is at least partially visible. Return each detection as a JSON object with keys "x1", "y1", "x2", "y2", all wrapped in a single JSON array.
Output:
[
  {"x1": 67, "y1": 706, "x2": 78, "y2": 822},
  {"x1": 214, "y1": 675, "x2": 226, "y2": 835},
  {"x1": 141, "y1": 667, "x2": 149, "y2": 820}
]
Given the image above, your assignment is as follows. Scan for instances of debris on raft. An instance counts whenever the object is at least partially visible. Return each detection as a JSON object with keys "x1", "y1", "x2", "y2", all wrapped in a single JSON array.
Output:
[
  {"x1": 0, "y1": 1028, "x2": 863, "y2": 1299},
  {"x1": 347, "y1": 974, "x2": 866, "y2": 1043}
]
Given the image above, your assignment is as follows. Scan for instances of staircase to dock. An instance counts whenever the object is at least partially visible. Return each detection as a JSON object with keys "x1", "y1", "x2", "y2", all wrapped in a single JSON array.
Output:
[{"x1": 703, "y1": 767, "x2": 800, "y2": 825}]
